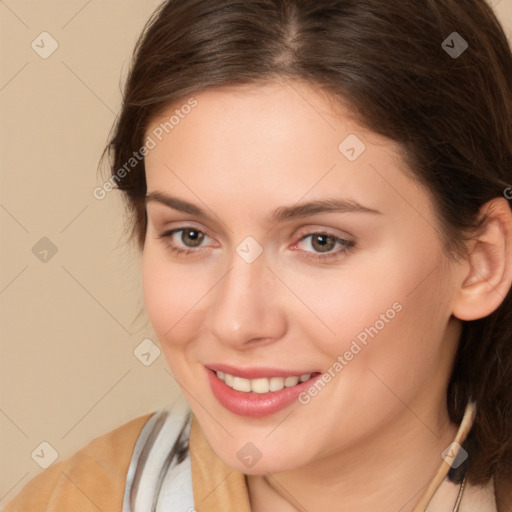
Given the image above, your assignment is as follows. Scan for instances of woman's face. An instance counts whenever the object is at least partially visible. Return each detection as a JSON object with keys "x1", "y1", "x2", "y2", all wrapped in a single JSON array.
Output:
[{"x1": 142, "y1": 81, "x2": 462, "y2": 473}]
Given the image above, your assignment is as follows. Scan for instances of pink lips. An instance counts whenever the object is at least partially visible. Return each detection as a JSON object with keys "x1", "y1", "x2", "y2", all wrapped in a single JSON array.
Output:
[{"x1": 205, "y1": 364, "x2": 322, "y2": 418}]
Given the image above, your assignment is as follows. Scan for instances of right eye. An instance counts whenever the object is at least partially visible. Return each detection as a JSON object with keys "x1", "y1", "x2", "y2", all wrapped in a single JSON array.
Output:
[{"x1": 157, "y1": 227, "x2": 213, "y2": 256}]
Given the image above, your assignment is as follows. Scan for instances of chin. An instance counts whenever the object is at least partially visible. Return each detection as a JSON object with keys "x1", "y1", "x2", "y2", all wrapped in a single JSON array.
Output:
[{"x1": 213, "y1": 441, "x2": 309, "y2": 475}]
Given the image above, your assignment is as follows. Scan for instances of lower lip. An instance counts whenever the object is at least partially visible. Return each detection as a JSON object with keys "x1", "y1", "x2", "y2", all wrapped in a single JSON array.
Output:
[{"x1": 206, "y1": 368, "x2": 322, "y2": 418}]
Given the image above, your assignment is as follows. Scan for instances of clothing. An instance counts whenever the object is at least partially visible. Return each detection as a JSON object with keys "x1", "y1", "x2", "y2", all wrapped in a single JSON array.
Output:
[{"x1": 4, "y1": 398, "x2": 510, "y2": 512}]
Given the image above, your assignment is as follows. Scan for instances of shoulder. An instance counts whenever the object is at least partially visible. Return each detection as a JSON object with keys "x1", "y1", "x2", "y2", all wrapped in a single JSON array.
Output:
[
  {"x1": 461, "y1": 473, "x2": 512, "y2": 512},
  {"x1": 4, "y1": 412, "x2": 155, "y2": 512}
]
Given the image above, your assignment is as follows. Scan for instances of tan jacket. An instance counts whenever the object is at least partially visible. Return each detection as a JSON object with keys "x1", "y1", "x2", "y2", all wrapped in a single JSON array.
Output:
[{"x1": 4, "y1": 409, "x2": 512, "y2": 512}]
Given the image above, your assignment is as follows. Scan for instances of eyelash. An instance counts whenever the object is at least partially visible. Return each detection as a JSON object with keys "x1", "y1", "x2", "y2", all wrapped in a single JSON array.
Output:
[{"x1": 156, "y1": 227, "x2": 356, "y2": 262}]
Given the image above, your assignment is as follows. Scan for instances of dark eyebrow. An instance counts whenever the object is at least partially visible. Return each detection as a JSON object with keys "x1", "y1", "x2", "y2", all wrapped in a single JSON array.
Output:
[
  {"x1": 145, "y1": 191, "x2": 381, "y2": 224},
  {"x1": 271, "y1": 197, "x2": 381, "y2": 222}
]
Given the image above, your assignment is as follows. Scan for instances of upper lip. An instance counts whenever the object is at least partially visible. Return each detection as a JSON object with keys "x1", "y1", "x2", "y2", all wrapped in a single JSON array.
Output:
[{"x1": 206, "y1": 363, "x2": 320, "y2": 379}]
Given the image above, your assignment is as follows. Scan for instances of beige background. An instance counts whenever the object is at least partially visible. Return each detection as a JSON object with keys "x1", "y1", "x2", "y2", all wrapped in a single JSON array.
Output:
[{"x1": 0, "y1": 0, "x2": 511, "y2": 505}]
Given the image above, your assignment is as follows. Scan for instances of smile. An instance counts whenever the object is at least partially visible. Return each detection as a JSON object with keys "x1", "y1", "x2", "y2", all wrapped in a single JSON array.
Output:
[
  {"x1": 216, "y1": 371, "x2": 315, "y2": 393},
  {"x1": 206, "y1": 365, "x2": 323, "y2": 417}
]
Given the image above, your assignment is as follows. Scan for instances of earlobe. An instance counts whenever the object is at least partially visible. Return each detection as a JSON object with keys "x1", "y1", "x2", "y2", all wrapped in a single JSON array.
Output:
[{"x1": 452, "y1": 197, "x2": 512, "y2": 321}]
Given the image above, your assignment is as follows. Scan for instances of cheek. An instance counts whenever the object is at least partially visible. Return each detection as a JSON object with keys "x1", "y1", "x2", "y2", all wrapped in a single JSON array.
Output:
[
  {"x1": 302, "y1": 246, "x2": 448, "y2": 367},
  {"x1": 349, "y1": 262, "x2": 452, "y2": 397},
  {"x1": 141, "y1": 247, "x2": 203, "y2": 346},
  {"x1": 288, "y1": 259, "x2": 406, "y2": 355}
]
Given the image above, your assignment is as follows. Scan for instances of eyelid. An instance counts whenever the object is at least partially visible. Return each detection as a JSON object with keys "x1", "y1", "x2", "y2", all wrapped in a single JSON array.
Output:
[
  {"x1": 146, "y1": 204, "x2": 228, "y2": 238},
  {"x1": 156, "y1": 220, "x2": 216, "y2": 240},
  {"x1": 156, "y1": 217, "x2": 359, "y2": 260},
  {"x1": 290, "y1": 232, "x2": 354, "y2": 255},
  {"x1": 158, "y1": 224, "x2": 352, "y2": 246},
  {"x1": 158, "y1": 225, "x2": 217, "y2": 248},
  {"x1": 293, "y1": 225, "x2": 355, "y2": 243}
]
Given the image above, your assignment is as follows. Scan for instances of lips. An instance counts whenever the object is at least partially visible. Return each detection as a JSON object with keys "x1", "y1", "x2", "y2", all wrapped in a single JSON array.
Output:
[{"x1": 205, "y1": 364, "x2": 322, "y2": 418}]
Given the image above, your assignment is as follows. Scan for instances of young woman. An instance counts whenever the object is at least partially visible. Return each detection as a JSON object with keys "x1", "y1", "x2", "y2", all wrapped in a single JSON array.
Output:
[{"x1": 6, "y1": 1, "x2": 512, "y2": 511}]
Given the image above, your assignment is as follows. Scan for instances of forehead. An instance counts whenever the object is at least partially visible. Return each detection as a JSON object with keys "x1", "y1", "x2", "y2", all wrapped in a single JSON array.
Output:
[
  {"x1": 143, "y1": 81, "x2": 433, "y2": 230},
  {"x1": 145, "y1": 82, "x2": 400, "y2": 177}
]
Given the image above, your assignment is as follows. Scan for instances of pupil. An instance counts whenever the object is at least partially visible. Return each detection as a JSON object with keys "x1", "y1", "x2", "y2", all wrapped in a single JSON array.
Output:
[
  {"x1": 184, "y1": 229, "x2": 203, "y2": 247},
  {"x1": 313, "y1": 234, "x2": 334, "y2": 253}
]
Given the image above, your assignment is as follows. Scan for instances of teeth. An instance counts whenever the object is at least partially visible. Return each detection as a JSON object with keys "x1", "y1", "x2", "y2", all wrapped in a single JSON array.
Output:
[
  {"x1": 216, "y1": 371, "x2": 313, "y2": 393},
  {"x1": 269, "y1": 377, "x2": 285, "y2": 392},
  {"x1": 232, "y1": 376, "x2": 252, "y2": 392},
  {"x1": 251, "y1": 378, "x2": 270, "y2": 393},
  {"x1": 284, "y1": 376, "x2": 299, "y2": 387}
]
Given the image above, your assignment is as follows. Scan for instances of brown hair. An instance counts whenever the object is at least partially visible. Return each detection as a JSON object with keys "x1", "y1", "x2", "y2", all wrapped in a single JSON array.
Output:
[{"x1": 104, "y1": 0, "x2": 512, "y2": 489}]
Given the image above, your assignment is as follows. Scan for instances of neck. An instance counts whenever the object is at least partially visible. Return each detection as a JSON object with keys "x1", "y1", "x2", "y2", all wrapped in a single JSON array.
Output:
[{"x1": 247, "y1": 403, "x2": 459, "y2": 512}]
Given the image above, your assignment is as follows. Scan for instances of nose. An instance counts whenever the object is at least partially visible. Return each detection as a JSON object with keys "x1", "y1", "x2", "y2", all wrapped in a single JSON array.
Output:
[{"x1": 209, "y1": 249, "x2": 288, "y2": 350}]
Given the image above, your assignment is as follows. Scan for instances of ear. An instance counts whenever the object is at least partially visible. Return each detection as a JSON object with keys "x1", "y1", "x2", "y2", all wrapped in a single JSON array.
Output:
[{"x1": 452, "y1": 197, "x2": 512, "y2": 321}]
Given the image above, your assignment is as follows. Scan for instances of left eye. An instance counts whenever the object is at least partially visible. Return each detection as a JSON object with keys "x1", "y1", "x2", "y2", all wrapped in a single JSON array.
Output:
[
  {"x1": 296, "y1": 232, "x2": 355, "y2": 257},
  {"x1": 299, "y1": 233, "x2": 339, "y2": 253}
]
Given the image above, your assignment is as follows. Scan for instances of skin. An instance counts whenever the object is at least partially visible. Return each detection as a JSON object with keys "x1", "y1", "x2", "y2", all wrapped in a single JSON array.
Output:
[{"x1": 141, "y1": 80, "x2": 512, "y2": 511}]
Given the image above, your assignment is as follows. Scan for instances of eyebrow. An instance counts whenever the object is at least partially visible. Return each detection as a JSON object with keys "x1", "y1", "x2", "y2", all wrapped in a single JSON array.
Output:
[{"x1": 145, "y1": 191, "x2": 381, "y2": 224}]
